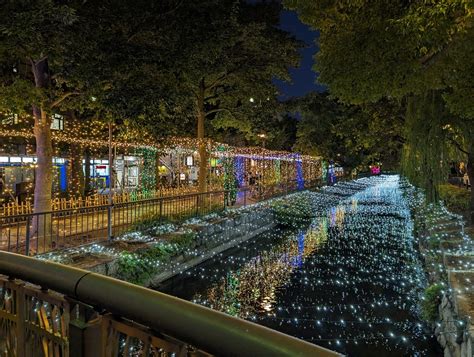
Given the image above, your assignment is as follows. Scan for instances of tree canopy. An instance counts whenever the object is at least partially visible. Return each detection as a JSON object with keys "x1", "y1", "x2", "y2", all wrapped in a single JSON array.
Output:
[{"x1": 285, "y1": 0, "x2": 474, "y2": 210}]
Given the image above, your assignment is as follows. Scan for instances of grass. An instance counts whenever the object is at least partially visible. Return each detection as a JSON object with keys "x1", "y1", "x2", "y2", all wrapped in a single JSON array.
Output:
[
  {"x1": 438, "y1": 184, "x2": 470, "y2": 211},
  {"x1": 421, "y1": 284, "x2": 443, "y2": 322}
]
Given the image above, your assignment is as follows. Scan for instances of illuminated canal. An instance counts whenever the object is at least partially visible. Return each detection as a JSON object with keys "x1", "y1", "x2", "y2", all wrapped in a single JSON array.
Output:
[{"x1": 158, "y1": 176, "x2": 441, "y2": 356}]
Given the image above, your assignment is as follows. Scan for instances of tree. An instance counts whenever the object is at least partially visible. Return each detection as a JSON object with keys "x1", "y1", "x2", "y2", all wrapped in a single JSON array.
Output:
[
  {"x1": 292, "y1": 93, "x2": 404, "y2": 171},
  {"x1": 165, "y1": 0, "x2": 301, "y2": 192},
  {"x1": 285, "y1": 0, "x2": 474, "y2": 213},
  {"x1": 0, "y1": 0, "x2": 79, "y2": 239}
]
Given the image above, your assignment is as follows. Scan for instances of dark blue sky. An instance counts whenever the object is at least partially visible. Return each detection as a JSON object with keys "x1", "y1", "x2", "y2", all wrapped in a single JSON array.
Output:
[{"x1": 274, "y1": 10, "x2": 326, "y2": 99}]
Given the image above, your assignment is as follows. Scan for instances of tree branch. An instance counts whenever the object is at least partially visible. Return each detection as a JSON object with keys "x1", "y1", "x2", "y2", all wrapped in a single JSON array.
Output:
[
  {"x1": 206, "y1": 72, "x2": 228, "y2": 91},
  {"x1": 448, "y1": 136, "x2": 469, "y2": 155},
  {"x1": 205, "y1": 107, "x2": 234, "y2": 117},
  {"x1": 51, "y1": 92, "x2": 81, "y2": 108}
]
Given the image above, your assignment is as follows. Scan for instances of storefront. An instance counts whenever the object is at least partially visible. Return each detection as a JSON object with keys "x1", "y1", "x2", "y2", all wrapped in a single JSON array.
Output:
[{"x1": 0, "y1": 155, "x2": 67, "y2": 203}]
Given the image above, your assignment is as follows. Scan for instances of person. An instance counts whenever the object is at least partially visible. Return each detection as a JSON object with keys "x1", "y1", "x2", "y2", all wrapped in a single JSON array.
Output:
[
  {"x1": 463, "y1": 172, "x2": 470, "y2": 188},
  {"x1": 249, "y1": 174, "x2": 256, "y2": 186},
  {"x1": 449, "y1": 162, "x2": 457, "y2": 177}
]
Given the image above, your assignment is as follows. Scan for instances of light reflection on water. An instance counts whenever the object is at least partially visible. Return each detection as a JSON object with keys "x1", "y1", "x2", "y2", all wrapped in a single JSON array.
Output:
[
  {"x1": 192, "y1": 221, "x2": 329, "y2": 318},
  {"x1": 158, "y1": 176, "x2": 441, "y2": 356}
]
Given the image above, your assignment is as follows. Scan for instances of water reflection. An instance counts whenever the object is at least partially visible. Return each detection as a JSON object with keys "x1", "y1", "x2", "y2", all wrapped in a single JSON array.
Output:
[
  {"x1": 193, "y1": 220, "x2": 328, "y2": 317},
  {"x1": 159, "y1": 176, "x2": 441, "y2": 356}
]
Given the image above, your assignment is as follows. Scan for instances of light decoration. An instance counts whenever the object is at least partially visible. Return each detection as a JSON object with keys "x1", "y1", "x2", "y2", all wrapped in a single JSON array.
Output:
[
  {"x1": 274, "y1": 159, "x2": 281, "y2": 183},
  {"x1": 36, "y1": 174, "x2": 471, "y2": 357},
  {"x1": 136, "y1": 148, "x2": 158, "y2": 193},
  {"x1": 223, "y1": 157, "x2": 237, "y2": 206},
  {"x1": 0, "y1": 127, "x2": 321, "y2": 163},
  {"x1": 234, "y1": 156, "x2": 245, "y2": 187},
  {"x1": 321, "y1": 161, "x2": 328, "y2": 181},
  {"x1": 158, "y1": 176, "x2": 455, "y2": 356},
  {"x1": 371, "y1": 165, "x2": 381, "y2": 175},
  {"x1": 0, "y1": 112, "x2": 323, "y2": 200},
  {"x1": 295, "y1": 154, "x2": 304, "y2": 190}
]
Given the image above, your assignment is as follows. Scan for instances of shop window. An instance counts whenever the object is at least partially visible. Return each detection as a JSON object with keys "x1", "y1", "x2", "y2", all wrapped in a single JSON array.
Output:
[{"x1": 51, "y1": 114, "x2": 64, "y2": 131}]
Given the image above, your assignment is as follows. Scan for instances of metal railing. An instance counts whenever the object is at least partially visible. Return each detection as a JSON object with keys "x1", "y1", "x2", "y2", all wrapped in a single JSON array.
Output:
[
  {"x1": 0, "y1": 251, "x2": 340, "y2": 357},
  {"x1": 0, "y1": 180, "x2": 322, "y2": 256},
  {"x1": 0, "y1": 190, "x2": 226, "y2": 256}
]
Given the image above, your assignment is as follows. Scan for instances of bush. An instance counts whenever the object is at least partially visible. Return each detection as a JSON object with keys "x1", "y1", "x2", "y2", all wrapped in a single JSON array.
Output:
[
  {"x1": 438, "y1": 184, "x2": 470, "y2": 211},
  {"x1": 421, "y1": 284, "x2": 443, "y2": 322},
  {"x1": 115, "y1": 232, "x2": 196, "y2": 284}
]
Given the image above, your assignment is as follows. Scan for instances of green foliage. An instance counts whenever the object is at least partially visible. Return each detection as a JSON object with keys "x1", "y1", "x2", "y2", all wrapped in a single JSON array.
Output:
[
  {"x1": 421, "y1": 284, "x2": 443, "y2": 322},
  {"x1": 292, "y1": 93, "x2": 404, "y2": 170},
  {"x1": 285, "y1": 0, "x2": 474, "y2": 206},
  {"x1": 167, "y1": 232, "x2": 196, "y2": 248},
  {"x1": 116, "y1": 232, "x2": 196, "y2": 285},
  {"x1": 163, "y1": 0, "x2": 301, "y2": 142},
  {"x1": 401, "y1": 93, "x2": 450, "y2": 201},
  {"x1": 438, "y1": 184, "x2": 470, "y2": 211}
]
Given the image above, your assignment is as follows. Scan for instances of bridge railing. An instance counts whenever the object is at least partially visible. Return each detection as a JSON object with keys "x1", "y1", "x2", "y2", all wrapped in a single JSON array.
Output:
[
  {"x1": 0, "y1": 251, "x2": 340, "y2": 357},
  {"x1": 0, "y1": 180, "x2": 322, "y2": 256}
]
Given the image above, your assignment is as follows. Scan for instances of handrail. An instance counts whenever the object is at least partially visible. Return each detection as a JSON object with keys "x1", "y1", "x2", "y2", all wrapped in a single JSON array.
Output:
[{"x1": 0, "y1": 251, "x2": 340, "y2": 356}]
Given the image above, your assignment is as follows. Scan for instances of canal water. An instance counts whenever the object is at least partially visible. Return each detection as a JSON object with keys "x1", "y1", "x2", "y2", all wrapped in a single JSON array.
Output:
[{"x1": 158, "y1": 176, "x2": 442, "y2": 356}]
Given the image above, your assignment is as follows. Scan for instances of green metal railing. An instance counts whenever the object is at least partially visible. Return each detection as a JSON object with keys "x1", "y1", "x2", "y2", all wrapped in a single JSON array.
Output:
[{"x1": 0, "y1": 251, "x2": 340, "y2": 357}]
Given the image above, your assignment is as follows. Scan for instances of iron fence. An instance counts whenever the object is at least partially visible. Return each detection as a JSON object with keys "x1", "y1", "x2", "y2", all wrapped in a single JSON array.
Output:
[
  {"x1": 0, "y1": 180, "x2": 321, "y2": 256},
  {"x1": 0, "y1": 251, "x2": 340, "y2": 357}
]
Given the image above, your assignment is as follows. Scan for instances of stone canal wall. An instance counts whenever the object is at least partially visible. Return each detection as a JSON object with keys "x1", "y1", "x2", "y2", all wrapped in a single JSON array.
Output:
[
  {"x1": 407, "y1": 184, "x2": 474, "y2": 357},
  {"x1": 437, "y1": 293, "x2": 473, "y2": 357},
  {"x1": 89, "y1": 207, "x2": 277, "y2": 287}
]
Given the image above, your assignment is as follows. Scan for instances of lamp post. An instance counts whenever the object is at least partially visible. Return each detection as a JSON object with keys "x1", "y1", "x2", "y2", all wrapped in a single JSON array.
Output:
[{"x1": 258, "y1": 133, "x2": 267, "y2": 194}]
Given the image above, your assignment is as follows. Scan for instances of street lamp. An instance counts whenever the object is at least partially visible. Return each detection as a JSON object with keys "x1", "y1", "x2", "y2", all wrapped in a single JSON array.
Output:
[
  {"x1": 257, "y1": 133, "x2": 267, "y2": 148},
  {"x1": 258, "y1": 133, "x2": 267, "y2": 190}
]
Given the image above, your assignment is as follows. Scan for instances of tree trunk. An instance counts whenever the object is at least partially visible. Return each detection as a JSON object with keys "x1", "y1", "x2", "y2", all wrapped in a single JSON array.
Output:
[
  {"x1": 31, "y1": 58, "x2": 53, "y2": 250},
  {"x1": 68, "y1": 143, "x2": 85, "y2": 197},
  {"x1": 84, "y1": 149, "x2": 91, "y2": 195},
  {"x1": 197, "y1": 80, "x2": 208, "y2": 193},
  {"x1": 155, "y1": 151, "x2": 161, "y2": 190},
  {"x1": 467, "y1": 149, "x2": 474, "y2": 222}
]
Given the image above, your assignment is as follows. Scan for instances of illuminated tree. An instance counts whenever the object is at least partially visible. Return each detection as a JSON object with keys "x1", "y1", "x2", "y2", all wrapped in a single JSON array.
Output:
[
  {"x1": 0, "y1": 1, "x2": 79, "y2": 240},
  {"x1": 165, "y1": 0, "x2": 300, "y2": 192}
]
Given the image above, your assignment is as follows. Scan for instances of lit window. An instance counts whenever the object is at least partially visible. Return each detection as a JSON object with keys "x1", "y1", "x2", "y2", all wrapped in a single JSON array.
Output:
[{"x1": 51, "y1": 114, "x2": 64, "y2": 130}]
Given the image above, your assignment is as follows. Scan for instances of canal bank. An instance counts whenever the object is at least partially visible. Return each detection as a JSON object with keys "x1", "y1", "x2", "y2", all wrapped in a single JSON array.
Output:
[
  {"x1": 38, "y1": 178, "x2": 378, "y2": 287},
  {"x1": 158, "y1": 175, "x2": 443, "y2": 356},
  {"x1": 405, "y1": 181, "x2": 474, "y2": 357}
]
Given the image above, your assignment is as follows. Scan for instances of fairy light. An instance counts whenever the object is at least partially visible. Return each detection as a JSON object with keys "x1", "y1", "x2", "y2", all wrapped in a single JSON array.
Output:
[{"x1": 156, "y1": 175, "x2": 467, "y2": 355}]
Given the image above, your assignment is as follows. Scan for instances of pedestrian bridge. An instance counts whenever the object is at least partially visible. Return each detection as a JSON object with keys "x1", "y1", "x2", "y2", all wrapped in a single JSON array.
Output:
[{"x1": 0, "y1": 251, "x2": 339, "y2": 357}]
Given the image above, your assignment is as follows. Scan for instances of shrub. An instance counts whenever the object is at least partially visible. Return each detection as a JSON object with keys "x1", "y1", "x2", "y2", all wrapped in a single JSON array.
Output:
[
  {"x1": 115, "y1": 232, "x2": 196, "y2": 284},
  {"x1": 438, "y1": 184, "x2": 470, "y2": 211},
  {"x1": 421, "y1": 284, "x2": 443, "y2": 322}
]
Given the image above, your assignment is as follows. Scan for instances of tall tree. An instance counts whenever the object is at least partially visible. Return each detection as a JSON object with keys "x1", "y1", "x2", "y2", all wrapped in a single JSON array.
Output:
[
  {"x1": 0, "y1": 0, "x2": 79, "y2": 239},
  {"x1": 166, "y1": 0, "x2": 301, "y2": 192},
  {"x1": 285, "y1": 0, "x2": 474, "y2": 212},
  {"x1": 293, "y1": 93, "x2": 404, "y2": 171}
]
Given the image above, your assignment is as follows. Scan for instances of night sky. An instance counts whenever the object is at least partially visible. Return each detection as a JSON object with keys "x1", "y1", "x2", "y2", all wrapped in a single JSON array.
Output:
[{"x1": 274, "y1": 10, "x2": 327, "y2": 100}]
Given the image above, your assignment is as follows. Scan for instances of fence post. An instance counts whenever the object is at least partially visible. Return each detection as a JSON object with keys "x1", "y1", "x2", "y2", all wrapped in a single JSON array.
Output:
[
  {"x1": 195, "y1": 194, "x2": 200, "y2": 217},
  {"x1": 159, "y1": 198, "x2": 163, "y2": 222},
  {"x1": 16, "y1": 284, "x2": 26, "y2": 357},
  {"x1": 107, "y1": 205, "x2": 113, "y2": 241},
  {"x1": 25, "y1": 215, "x2": 31, "y2": 256}
]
